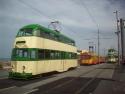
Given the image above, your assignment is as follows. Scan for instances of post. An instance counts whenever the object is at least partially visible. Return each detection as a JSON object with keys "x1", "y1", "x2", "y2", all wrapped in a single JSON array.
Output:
[
  {"x1": 120, "y1": 19, "x2": 125, "y2": 64},
  {"x1": 98, "y1": 29, "x2": 100, "y2": 64},
  {"x1": 114, "y1": 11, "x2": 120, "y2": 65}
]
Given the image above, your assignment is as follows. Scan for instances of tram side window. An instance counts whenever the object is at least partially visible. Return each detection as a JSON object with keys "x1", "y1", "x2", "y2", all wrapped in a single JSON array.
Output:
[
  {"x1": 23, "y1": 50, "x2": 28, "y2": 58},
  {"x1": 69, "y1": 53, "x2": 72, "y2": 59},
  {"x1": 40, "y1": 31, "x2": 46, "y2": 38},
  {"x1": 61, "y1": 52, "x2": 65, "y2": 59},
  {"x1": 55, "y1": 51, "x2": 61, "y2": 59},
  {"x1": 18, "y1": 50, "x2": 23, "y2": 57},
  {"x1": 30, "y1": 50, "x2": 36, "y2": 59},
  {"x1": 38, "y1": 50, "x2": 45, "y2": 59},
  {"x1": 44, "y1": 32, "x2": 50, "y2": 39},
  {"x1": 50, "y1": 51, "x2": 55, "y2": 59},
  {"x1": 45, "y1": 50, "x2": 50, "y2": 59},
  {"x1": 71, "y1": 53, "x2": 77, "y2": 59},
  {"x1": 33, "y1": 30, "x2": 40, "y2": 37},
  {"x1": 50, "y1": 33, "x2": 55, "y2": 40},
  {"x1": 54, "y1": 35, "x2": 59, "y2": 41},
  {"x1": 65, "y1": 52, "x2": 69, "y2": 59}
]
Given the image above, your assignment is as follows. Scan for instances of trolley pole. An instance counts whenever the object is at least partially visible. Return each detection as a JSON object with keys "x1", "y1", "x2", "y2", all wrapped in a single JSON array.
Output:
[
  {"x1": 114, "y1": 10, "x2": 120, "y2": 65},
  {"x1": 48, "y1": 21, "x2": 61, "y2": 32}
]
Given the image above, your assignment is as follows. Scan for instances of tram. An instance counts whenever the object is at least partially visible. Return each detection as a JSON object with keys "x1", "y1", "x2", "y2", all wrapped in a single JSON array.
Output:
[
  {"x1": 107, "y1": 49, "x2": 117, "y2": 63},
  {"x1": 79, "y1": 51, "x2": 105, "y2": 65},
  {"x1": 9, "y1": 24, "x2": 77, "y2": 79}
]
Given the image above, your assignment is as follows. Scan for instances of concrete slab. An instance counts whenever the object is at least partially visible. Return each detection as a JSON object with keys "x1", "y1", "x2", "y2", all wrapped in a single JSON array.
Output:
[{"x1": 93, "y1": 80, "x2": 125, "y2": 94}]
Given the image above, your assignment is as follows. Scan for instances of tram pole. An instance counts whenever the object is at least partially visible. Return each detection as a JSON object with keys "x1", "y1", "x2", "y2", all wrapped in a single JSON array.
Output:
[
  {"x1": 97, "y1": 28, "x2": 100, "y2": 64},
  {"x1": 114, "y1": 10, "x2": 120, "y2": 65}
]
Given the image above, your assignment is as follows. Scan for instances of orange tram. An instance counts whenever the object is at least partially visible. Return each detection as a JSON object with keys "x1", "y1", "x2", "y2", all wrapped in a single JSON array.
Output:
[{"x1": 79, "y1": 52, "x2": 105, "y2": 65}]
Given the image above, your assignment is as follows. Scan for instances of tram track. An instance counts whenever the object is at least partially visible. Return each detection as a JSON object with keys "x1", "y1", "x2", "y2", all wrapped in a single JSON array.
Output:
[
  {"x1": 74, "y1": 69, "x2": 104, "y2": 94},
  {"x1": 0, "y1": 63, "x2": 115, "y2": 94},
  {"x1": 34, "y1": 64, "x2": 106, "y2": 94}
]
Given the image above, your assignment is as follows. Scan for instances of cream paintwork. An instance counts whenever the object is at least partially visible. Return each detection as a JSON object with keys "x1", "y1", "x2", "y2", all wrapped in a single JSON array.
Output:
[
  {"x1": 12, "y1": 36, "x2": 77, "y2": 75},
  {"x1": 11, "y1": 60, "x2": 77, "y2": 75},
  {"x1": 14, "y1": 37, "x2": 77, "y2": 53}
]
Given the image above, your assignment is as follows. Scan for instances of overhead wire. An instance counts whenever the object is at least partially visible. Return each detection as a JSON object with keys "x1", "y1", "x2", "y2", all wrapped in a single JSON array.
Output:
[
  {"x1": 17, "y1": 0, "x2": 53, "y2": 21},
  {"x1": 17, "y1": 0, "x2": 113, "y2": 50},
  {"x1": 17, "y1": 0, "x2": 94, "y2": 41},
  {"x1": 71, "y1": 0, "x2": 101, "y2": 57}
]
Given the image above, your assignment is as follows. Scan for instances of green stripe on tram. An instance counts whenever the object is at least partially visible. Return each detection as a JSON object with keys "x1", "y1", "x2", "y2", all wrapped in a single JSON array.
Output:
[{"x1": 11, "y1": 48, "x2": 77, "y2": 61}]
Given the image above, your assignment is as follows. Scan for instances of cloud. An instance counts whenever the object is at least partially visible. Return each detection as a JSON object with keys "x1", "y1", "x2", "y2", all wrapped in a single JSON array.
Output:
[{"x1": 0, "y1": 0, "x2": 124, "y2": 58}]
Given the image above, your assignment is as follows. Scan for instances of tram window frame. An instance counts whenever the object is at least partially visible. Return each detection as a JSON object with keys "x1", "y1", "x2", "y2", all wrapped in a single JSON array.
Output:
[
  {"x1": 61, "y1": 52, "x2": 65, "y2": 59},
  {"x1": 44, "y1": 49, "x2": 50, "y2": 59},
  {"x1": 65, "y1": 52, "x2": 69, "y2": 59},
  {"x1": 69, "y1": 53, "x2": 72, "y2": 59},
  {"x1": 33, "y1": 29, "x2": 40, "y2": 37},
  {"x1": 23, "y1": 50, "x2": 28, "y2": 58},
  {"x1": 55, "y1": 51, "x2": 60, "y2": 59},
  {"x1": 15, "y1": 49, "x2": 29, "y2": 58},
  {"x1": 50, "y1": 50, "x2": 55, "y2": 59},
  {"x1": 40, "y1": 31, "x2": 45, "y2": 38},
  {"x1": 44, "y1": 32, "x2": 50, "y2": 39},
  {"x1": 30, "y1": 50, "x2": 36, "y2": 59},
  {"x1": 38, "y1": 49, "x2": 45, "y2": 60},
  {"x1": 17, "y1": 28, "x2": 33, "y2": 37},
  {"x1": 71, "y1": 53, "x2": 77, "y2": 59}
]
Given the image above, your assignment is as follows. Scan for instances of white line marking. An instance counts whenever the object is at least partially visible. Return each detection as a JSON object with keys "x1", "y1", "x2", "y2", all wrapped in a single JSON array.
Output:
[{"x1": 24, "y1": 89, "x2": 38, "y2": 94}]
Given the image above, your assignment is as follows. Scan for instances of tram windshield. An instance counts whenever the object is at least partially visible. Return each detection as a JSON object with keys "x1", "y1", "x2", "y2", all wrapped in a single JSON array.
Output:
[
  {"x1": 17, "y1": 28, "x2": 33, "y2": 37},
  {"x1": 11, "y1": 48, "x2": 36, "y2": 60}
]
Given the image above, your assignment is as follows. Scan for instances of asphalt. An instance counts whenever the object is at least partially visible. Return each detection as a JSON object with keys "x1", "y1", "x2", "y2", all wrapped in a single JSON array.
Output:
[
  {"x1": 0, "y1": 63, "x2": 124, "y2": 94},
  {"x1": 93, "y1": 63, "x2": 125, "y2": 94}
]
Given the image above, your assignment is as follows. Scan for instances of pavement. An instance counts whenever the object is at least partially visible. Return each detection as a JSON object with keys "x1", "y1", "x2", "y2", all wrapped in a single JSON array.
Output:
[{"x1": 93, "y1": 63, "x2": 125, "y2": 94}]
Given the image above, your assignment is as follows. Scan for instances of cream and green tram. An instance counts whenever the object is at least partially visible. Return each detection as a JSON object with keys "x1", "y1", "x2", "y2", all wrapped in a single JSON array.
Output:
[{"x1": 9, "y1": 24, "x2": 77, "y2": 79}]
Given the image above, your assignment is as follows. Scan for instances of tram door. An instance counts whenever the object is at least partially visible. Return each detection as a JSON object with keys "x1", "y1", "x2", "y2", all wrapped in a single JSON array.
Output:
[
  {"x1": 61, "y1": 52, "x2": 65, "y2": 71},
  {"x1": 61, "y1": 60, "x2": 64, "y2": 71}
]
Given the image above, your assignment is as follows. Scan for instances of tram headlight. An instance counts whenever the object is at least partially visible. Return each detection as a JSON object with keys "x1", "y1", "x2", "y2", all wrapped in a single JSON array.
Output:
[
  {"x1": 22, "y1": 66, "x2": 26, "y2": 72},
  {"x1": 11, "y1": 65, "x2": 14, "y2": 69}
]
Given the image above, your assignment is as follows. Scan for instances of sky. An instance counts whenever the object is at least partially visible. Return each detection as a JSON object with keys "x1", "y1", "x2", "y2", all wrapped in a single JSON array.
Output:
[{"x1": 0, "y1": 0, "x2": 125, "y2": 58}]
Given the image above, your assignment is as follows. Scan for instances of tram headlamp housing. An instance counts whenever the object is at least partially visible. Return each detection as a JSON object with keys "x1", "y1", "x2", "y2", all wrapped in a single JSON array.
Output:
[{"x1": 22, "y1": 66, "x2": 26, "y2": 72}]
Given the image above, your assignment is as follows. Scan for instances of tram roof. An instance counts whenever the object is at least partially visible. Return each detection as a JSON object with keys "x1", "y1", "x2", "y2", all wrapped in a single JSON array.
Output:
[{"x1": 21, "y1": 24, "x2": 75, "y2": 43}]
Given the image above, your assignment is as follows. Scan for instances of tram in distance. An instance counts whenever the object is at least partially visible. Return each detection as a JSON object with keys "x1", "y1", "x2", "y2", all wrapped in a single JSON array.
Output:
[
  {"x1": 79, "y1": 51, "x2": 105, "y2": 65},
  {"x1": 106, "y1": 49, "x2": 117, "y2": 63},
  {"x1": 9, "y1": 24, "x2": 78, "y2": 79}
]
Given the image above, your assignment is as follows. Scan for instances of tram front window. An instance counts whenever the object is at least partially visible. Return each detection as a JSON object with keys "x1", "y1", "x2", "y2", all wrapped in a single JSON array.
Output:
[
  {"x1": 11, "y1": 49, "x2": 36, "y2": 60},
  {"x1": 17, "y1": 28, "x2": 40, "y2": 37},
  {"x1": 16, "y1": 49, "x2": 29, "y2": 58},
  {"x1": 17, "y1": 28, "x2": 33, "y2": 37}
]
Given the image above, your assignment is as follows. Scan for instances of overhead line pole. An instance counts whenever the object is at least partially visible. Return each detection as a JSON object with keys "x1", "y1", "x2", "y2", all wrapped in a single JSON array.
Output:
[
  {"x1": 114, "y1": 10, "x2": 120, "y2": 65},
  {"x1": 98, "y1": 28, "x2": 100, "y2": 63},
  {"x1": 72, "y1": 0, "x2": 100, "y2": 63}
]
